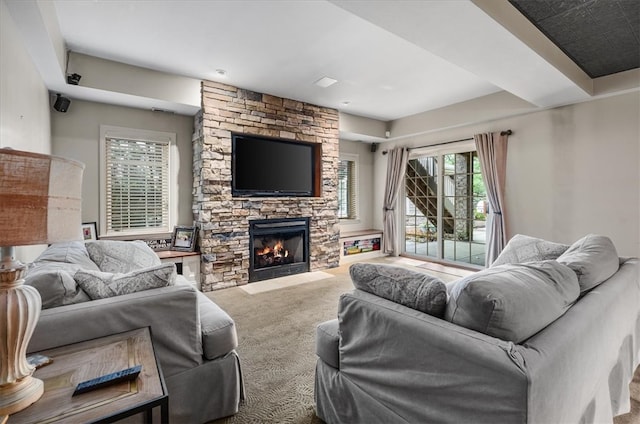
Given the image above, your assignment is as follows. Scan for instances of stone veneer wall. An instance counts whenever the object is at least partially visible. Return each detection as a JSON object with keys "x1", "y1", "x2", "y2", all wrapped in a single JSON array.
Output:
[{"x1": 193, "y1": 80, "x2": 340, "y2": 291}]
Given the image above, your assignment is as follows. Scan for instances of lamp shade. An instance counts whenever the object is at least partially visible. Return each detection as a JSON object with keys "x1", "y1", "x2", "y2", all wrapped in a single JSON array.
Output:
[{"x1": 0, "y1": 149, "x2": 85, "y2": 246}]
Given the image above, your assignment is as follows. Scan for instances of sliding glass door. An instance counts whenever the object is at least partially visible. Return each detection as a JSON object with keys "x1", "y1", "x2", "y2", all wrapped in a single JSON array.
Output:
[
  {"x1": 405, "y1": 156, "x2": 439, "y2": 259},
  {"x1": 404, "y1": 148, "x2": 487, "y2": 267}
]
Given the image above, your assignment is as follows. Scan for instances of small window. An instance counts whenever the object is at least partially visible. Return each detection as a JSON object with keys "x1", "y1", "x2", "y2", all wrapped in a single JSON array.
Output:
[
  {"x1": 338, "y1": 158, "x2": 357, "y2": 219},
  {"x1": 100, "y1": 126, "x2": 174, "y2": 236}
]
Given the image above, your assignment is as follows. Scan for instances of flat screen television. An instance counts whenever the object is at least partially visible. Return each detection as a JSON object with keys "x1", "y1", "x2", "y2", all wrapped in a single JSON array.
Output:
[{"x1": 232, "y1": 133, "x2": 316, "y2": 197}]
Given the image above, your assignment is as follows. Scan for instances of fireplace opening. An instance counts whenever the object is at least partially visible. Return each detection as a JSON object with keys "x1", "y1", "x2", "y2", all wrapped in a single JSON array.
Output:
[
  {"x1": 255, "y1": 239, "x2": 295, "y2": 268},
  {"x1": 249, "y1": 218, "x2": 310, "y2": 282}
]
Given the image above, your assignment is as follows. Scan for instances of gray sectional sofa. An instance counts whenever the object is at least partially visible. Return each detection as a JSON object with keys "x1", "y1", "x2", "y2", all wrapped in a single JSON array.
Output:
[
  {"x1": 24, "y1": 241, "x2": 244, "y2": 423},
  {"x1": 315, "y1": 234, "x2": 640, "y2": 423}
]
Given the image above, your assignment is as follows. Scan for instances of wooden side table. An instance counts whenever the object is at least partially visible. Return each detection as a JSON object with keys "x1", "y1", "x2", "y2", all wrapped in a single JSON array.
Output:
[
  {"x1": 7, "y1": 327, "x2": 168, "y2": 424},
  {"x1": 156, "y1": 250, "x2": 201, "y2": 290}
]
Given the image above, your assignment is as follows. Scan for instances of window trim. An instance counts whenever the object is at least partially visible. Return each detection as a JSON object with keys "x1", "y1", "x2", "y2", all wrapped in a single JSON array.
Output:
[
  {"x1": 408, "y1": 140, "x2": 476, "y2": 159},
  {"x1": 99, "y1": 125, "x2": 176, "y2": 238},
  {"x1": 337, "y1": 153, "x2": 359, "y2": 222}
]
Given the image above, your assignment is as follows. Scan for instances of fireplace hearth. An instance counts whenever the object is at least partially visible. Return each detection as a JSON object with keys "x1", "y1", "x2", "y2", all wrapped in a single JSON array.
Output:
[{"x1": 249, "y1": 218, "x2": 310, "y2": 282}]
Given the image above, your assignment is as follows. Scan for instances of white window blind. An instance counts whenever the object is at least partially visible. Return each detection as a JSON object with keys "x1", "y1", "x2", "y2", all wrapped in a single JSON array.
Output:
[
  {"x1": 104, "y1": 137, "x2": 170, "y2": 234},
  {"x1": 338, "y1": 159, "x2": 357, "y2": 219}
]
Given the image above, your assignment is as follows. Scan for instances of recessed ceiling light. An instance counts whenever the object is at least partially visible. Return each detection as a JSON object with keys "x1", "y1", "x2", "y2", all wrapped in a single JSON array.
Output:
[
  {"x1": 341, "y1": 101, "x2": 350, "y2": 106},
  {"x1": 215, "y1": 69, "x2": 227, "y2": 77},
  {"x1": 314, "y1": 76, "x2": 338, "y2": 88}
]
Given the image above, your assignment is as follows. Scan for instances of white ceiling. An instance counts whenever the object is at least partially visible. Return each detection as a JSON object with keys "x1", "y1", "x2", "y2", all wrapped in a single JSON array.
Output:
[{"x1": 8, "y1": 0, "x2": 599, "y2": 123}]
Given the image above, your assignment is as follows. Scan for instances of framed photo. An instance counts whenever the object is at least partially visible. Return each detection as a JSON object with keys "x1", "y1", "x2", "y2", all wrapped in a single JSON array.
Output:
[
  {"x1": 171, "y1": 226, "x2": 198, "y2": 252},
  {"x1": 81, "y1": 222, "x2": 98, "y2": 241}
]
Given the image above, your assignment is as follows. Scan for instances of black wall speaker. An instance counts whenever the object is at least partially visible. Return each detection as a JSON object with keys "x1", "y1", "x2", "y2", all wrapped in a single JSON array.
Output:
[
  {"x1": 53, "y1": 94, "x2": 71, "y2": 113},
  {"x1": 370, "y1": 142, "x2": 379, "y2": 153},
  {"x1": 66, "y1": 73, "x2": 81, "y2": 85}
]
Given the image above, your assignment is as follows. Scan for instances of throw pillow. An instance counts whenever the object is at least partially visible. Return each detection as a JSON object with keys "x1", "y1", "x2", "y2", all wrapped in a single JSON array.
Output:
[
  {"x1": 445, "y1": 261, "x2": 580, "y2": 343},
  {"x1": 491, "y1": 234, "x2": 569, "y2": 267},
  {"x1": 556, "y1": 234, "x2": 619, "y2": 293},
  {"x1": 85, "y1": 240, "x2": 161, "y2": 273},
  {"x1": 35, "y1": 241, "x2": 100, "y2": 271},
  {"x1": 74, "y1": 263, "x2": 177, "y2": 300},
  {"x1": 25, "y1": 262, "x2": 91, "y2": 309},
  {"x1": 349, "y1": 263, "x2": 448, "y2": 318}
]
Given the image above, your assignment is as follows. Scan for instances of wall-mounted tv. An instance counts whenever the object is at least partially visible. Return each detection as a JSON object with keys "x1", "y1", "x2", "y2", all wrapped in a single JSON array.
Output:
[{"x1": 232, "y1": 133, "x2": 317, "y2": 197}]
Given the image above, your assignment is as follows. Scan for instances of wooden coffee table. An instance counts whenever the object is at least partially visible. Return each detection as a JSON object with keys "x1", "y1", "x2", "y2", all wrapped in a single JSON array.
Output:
[{"x1": 6, "y1": 327, "x2": 168, "y2": 423}]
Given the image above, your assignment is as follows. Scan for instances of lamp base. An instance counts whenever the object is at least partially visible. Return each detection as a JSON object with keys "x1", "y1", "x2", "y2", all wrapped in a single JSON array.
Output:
[
  {"x1": 0, "y1": 375, "x2": 44, "y2": 416},
  {"x1": 0, "y1": 247, "x2": 44, "y2": 416}
]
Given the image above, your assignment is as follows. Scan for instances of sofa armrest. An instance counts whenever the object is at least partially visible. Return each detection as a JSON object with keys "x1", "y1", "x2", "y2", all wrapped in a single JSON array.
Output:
[
  {"x1": 336, "y1": 289, "x2": 529, "y2": 423},
  {"x1": 316, "y1": 319, "x2": 340, "y2": 369},
  {"x1": 517, "y1": 258, "x2": 640, "y2": 423},
  {"x1": 29, "y1": 285, "x2": 203, "y2": 378},
  {"x1": 196, "y1": 290, "x2": 238, "y2": 360}
]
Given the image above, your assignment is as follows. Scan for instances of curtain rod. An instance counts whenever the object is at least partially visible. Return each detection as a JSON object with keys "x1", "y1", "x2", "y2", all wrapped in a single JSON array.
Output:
[{"x1": 381, "y1": 130, "x2": 512, "y2": 155}]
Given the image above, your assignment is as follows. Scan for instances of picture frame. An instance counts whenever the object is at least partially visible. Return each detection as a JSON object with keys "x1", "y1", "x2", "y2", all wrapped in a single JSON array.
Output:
[
  {"x1": 170, "y1": 226, "x2": 198, "y2": 252},
  {"x1": 81, "y1": 222, "x2": 98, "y2": 241}
]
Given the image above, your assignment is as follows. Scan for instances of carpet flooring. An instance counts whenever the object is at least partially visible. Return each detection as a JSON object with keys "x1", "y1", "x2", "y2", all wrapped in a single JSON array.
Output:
[{"x1": 207, "y1": 257, "x2": 640, "y2": 424}]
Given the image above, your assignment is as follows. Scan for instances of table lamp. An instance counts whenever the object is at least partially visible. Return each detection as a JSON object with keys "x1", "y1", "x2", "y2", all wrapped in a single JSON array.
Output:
[{"x1": 0, "y1": 148, "x2": 84, "y2": 415}]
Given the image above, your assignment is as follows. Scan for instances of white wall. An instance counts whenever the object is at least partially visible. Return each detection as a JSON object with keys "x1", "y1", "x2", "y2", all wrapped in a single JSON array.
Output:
[
  {"x1": 338, "y1": 139, "x2": 375, "y2": 232},
  {"x1": 0, "y1": 0, "x2": 51, "y2": 153},
  {"x1": 374, "y1": 91, "x2": 640, "y2": 257},
  {"x1": 51, "y1": 100, "x2": 195, "y2": 237},
  {"x1": 0, "y1": 0, "x2": 53, "y2": 262}
]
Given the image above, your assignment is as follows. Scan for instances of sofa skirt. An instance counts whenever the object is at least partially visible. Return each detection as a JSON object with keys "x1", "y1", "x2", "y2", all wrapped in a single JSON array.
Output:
[
  {"x1": 315, "y1": 359, "x2": 411, "y2": 424},
  {"x1": 167, "y1": 350, "x2": 245, "y2": 423}
]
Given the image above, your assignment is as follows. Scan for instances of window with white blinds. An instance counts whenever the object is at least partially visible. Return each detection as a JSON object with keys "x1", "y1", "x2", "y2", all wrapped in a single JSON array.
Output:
[
  {"x1": 338, "y1": 158, "x2": 357, "y2": 219},
  {"x1": 100, "y1": 126, "x2": 174, "y2": 236}
]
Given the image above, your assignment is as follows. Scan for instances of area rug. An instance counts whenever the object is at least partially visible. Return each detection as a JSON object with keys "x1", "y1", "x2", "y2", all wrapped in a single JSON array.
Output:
[{"x1": 207, "y1": 257, "x2": 640, "y2": 423}]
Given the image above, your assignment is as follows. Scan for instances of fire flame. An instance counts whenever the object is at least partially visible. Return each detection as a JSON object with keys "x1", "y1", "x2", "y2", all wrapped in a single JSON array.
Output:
[{"x1": 258, "y1": 240, "x2": 289, "y2": 258}]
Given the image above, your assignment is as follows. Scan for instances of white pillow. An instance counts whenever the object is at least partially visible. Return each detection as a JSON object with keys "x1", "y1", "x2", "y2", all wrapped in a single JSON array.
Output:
[
  {"x1": 445, "y1": 261, "x2": 580, "y2": 343},
  {"x1": 25, "y1": 262, "x2": 91, "y2": 309},
  {"x1": 85, "y1": 240, "x2": 160, "y2": 273},
  {"x1": 556, "y1": 234, "x2": 619, "y2": 293},
  {"x1": 36, "y1": 241, "x2": 100, "y2": 271},
  {"x1": 491, "y1": 234, "x2": 569, "y2": 267}
]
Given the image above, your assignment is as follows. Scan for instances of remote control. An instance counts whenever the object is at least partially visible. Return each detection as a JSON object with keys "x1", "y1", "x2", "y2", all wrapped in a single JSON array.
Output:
[{"x1": 72, "y1": 365, "x2": 142, "y2": 396}]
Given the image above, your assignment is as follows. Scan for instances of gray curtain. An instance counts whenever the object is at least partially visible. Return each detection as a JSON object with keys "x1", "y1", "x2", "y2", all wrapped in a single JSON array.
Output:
[
  {"x1": 382, "y1": 147, "x2": 409, "y2": 255},
  {"x1": 474, "y1": 132, "x2": 509, "y2": 265}
]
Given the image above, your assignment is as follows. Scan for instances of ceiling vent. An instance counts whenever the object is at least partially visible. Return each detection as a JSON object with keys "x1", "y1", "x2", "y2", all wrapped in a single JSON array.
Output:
[{"x1": 314, "y1": 76, "x2": 338, "y2": 88}]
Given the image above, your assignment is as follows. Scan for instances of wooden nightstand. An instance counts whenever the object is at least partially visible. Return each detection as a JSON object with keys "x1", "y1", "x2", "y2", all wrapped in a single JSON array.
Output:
[{"x1": 156, "y1": 251, "x2": 201, "y2": 290}]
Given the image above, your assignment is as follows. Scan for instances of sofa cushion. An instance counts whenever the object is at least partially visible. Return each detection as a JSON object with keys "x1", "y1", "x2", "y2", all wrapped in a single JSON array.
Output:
[
  {"x1": 349, "y1": 263, "x2": 448, "y2": 318},
  {"x1": 445, "y1": 261, "x2": 580, "y2": 343},
  {"x1": 556, "y1": 234, "x2": 619, "y2": 293},
  {"x1": 197, "y1": 291, "x2": 238, "y2": 360},
  {"x1": 25, "y1": 262, "x2": 91, "y2": 309},
  {"x1": 491, "y1": 234, "x2": 569, "y2": 267},
  {"x1": 74, "y1": 263, "x2": 177, "y2": 300},
  {"x1": 36, "y1": 241, "x2": 100, "y2": 271},
  {"x1": 85, "y1": 240, "x2": 161, "y2": 273}
]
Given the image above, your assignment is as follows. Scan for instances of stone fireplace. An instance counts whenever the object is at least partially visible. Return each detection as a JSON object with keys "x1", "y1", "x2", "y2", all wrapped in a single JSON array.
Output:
[{"x1": 192, "y1": 81, "x2": 340, "y2": 291}]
